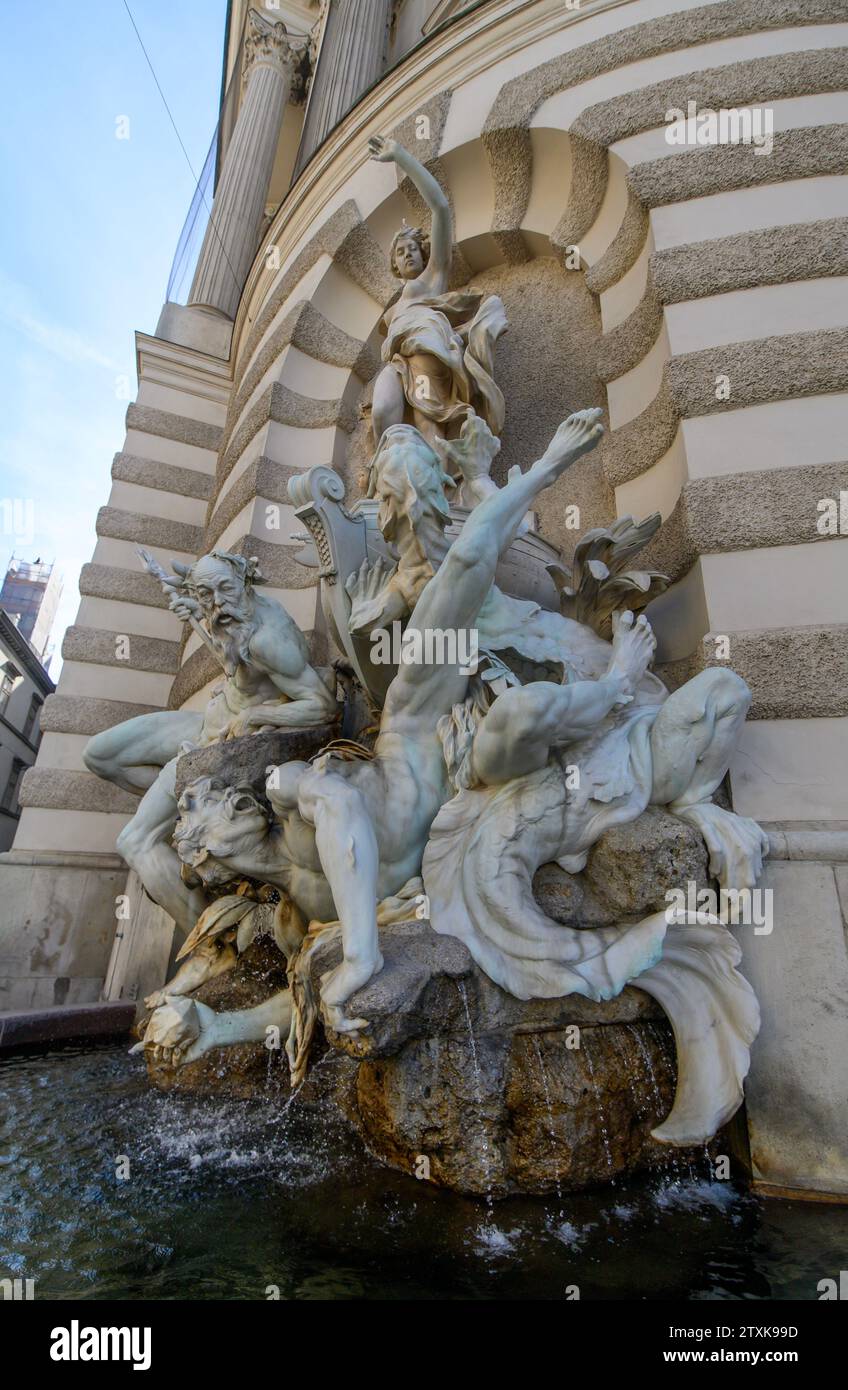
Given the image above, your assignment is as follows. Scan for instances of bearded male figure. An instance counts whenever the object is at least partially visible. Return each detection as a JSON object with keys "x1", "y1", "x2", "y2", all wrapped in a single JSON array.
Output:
[{"x1": 84, "y1": 550, "x2": 338, "y2": 933}]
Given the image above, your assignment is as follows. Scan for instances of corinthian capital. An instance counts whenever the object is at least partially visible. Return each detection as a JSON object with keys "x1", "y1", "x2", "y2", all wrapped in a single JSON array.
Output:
[{"x1": 242, "y1": 8, "x2": 296, "y2": 90}]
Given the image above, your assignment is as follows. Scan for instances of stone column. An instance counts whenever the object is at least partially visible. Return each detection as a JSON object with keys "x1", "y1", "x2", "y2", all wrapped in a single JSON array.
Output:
[
  {"x1": 294, "y1": 0, "x2": 392, "y2": 177},
  {"x1": 189, "y1": 10, "x2": 297, "y2": 321}
]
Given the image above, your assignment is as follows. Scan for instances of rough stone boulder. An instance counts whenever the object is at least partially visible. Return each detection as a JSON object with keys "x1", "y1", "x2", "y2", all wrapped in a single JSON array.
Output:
[
  {"x1": 174, "y1": 721, "x2": 339, "y2": 800},
  {"x1": 533, "y1": 806, "x2": 711, "y2": 927},
  {"x1": 305, "y1": 920, "x2": 702, "y2": 1198}
]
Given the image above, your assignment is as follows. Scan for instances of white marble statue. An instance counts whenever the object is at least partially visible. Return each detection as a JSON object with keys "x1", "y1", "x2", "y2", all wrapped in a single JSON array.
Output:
[
  {"x1": 141, "y1": 410, "x2": 766, "y2": 1145},
  {"x1": 368, "y1": 136, "x2": 507, "y2": 450},
  {"x1": 84, "y1": 549, "x2": 337, "y2": 934}
]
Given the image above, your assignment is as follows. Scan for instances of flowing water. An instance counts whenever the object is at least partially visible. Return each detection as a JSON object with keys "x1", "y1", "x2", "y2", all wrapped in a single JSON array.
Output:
[
  {"x1": 530, "y1": 1036, "x2": 563, "y2": 1212},
  {"x1": 583, "y1": 1033, "x2": 615, "y2": 1180},
  {"x1": 627, "y1": 1021, "x2": 665, "y2": 1118},
  {"x1": 456, "y1": 981, "x2": 496, "y2": 1213},
  {"x1": 1, "y1": 1042, "x2": 845, "y2": 1301}
]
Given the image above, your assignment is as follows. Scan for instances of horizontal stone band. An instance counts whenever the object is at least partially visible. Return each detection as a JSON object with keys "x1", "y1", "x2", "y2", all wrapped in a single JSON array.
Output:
[
  {"x1": 96, "y1": 506, "x2": 203, "y2": 556},
  {"x1": 19, "y1": 768, "x2": 139, "y2": 815},
  {"x1": 61, "y1": 626, "x2": 181, "y2": 675},
  {"x1": 111, "y1": 451, "x2": 214, "y2": 500},
  {"x1": 40, "y1": 694, "x2": 161, "y2": 736}
]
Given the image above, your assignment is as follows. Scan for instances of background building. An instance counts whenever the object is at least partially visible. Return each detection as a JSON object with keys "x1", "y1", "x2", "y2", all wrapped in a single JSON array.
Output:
[
  {"x1": 0, "y1": 557, "x2": 63, "y2": 667},
  {"x1": 1, "y1": 0, "x2": 846, "y2": 1199},
  {"x1": 0, "y1": 610, "x2": 54, "y2": 853}
]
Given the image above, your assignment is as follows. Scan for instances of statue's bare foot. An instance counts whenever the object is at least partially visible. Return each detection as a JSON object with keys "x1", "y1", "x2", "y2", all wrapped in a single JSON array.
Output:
[
  {"x1": 131, "y1": 995, "x2": 218, "y2": 1069},
  {"x1": 321, "y1": 1001, "x2": 370, "y2": 1036},
  {"x1": 537, "y1": 408, "x2": 604, "y2": 479},
  {"x1": 138, "y1": 984, "x2": 187, "y2": 1035},
  {"x1": 608, "y1": 610, "x2": 656, "y2": 691},
  {"x1": 671, "y1": 802, "x2": 769, "y2": 890}
]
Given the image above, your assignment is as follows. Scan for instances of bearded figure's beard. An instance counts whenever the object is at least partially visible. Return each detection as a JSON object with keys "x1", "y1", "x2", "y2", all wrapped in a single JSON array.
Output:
[{"x1": 209, "y1": 615, "x2": 255, "y2": 676}]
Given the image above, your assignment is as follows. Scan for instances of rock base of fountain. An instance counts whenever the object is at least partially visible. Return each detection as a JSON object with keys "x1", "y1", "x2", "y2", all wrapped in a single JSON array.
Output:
[
  {"x1": 339, "y1": 1014, "x2": 685, "y2": 1197},
  {"x1": 147, "y1": 915, "x2": 715, "y2": 1197},
  {"x1": 304, "y1": 920, "x2": 711, "y2": 1197}
]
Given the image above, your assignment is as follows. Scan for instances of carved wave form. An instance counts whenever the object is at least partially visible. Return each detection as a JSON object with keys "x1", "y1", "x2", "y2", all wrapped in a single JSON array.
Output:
[{"x1": 422, "y1": 777, "x2": 759, "y2": 1145}]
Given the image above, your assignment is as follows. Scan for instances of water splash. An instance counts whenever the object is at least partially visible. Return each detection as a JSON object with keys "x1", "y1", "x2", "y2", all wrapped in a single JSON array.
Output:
[
  {"x1": 610, "y1": 1203, "x2": 637, "y2": 1223},
  {"x1": 549, "y1": 1218, "x2": 595, "y2": 1250},
  {"x1": 472, "y1": 1222, "x2": 522, "y2": 1258},
  {"x1": 456, "y1": 980, "x2": 496, "y2": 1212},
  {"x1": 652, "y1": 1176, "x2": 739, "y2": 1217},
  {"x1": 627, "y1": 1022, "x2": 684, "y2": 1177}
]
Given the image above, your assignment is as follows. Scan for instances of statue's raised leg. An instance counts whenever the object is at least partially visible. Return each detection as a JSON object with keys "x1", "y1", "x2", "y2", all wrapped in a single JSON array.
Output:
[
  {"x1": 371, "y1": 362, "x2": 407, "y2": 440},
  {"x1": 470, "y1": 611, "x2": 654, "y2": 786},
  {"x1": 649, "y1": 668, "x2": 769, "y2": 888},
  {"x1": 293, "y1": 763, "x2": 382, "y2": 1033},
  {"x1": 84, "y1": 708, "x2": 203, "y2": 795}
]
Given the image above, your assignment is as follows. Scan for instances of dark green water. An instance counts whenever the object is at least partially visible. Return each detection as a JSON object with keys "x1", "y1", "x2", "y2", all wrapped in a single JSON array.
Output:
[{"x1": 0, "y1": 1042, "x2": 844, "y2": 1301}]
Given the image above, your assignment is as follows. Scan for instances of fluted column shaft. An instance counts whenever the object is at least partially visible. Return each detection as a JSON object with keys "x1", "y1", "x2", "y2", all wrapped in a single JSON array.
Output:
[
  {"x1": 295, "y1": 0, "x2": 391, "y2": 176},
  {"x1": 189, "y1": 11, "x2": 295, "y2": 320}
]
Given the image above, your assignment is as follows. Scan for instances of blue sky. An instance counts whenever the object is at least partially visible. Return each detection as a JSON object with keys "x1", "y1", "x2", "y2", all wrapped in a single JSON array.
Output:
[{"x1": 0, "y1": 0, "x2": 228, "y2": 674}]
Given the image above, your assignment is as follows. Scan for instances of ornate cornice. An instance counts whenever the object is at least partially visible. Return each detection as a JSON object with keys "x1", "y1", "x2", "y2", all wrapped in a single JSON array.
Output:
[{"x1": 241, "y1": 8, "x2": 297, "y2": 91}]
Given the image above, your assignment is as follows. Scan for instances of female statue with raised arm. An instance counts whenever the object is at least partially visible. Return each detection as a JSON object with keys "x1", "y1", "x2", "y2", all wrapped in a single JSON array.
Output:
[{"x1": 368, "y1": 135, "x2": 507, "y2": 450}]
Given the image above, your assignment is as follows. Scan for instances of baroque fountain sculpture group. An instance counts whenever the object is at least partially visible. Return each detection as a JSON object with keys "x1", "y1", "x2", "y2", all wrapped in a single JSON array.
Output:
[{"x1": 85, "y1": 138, "x2": 768, "y2": 1175}]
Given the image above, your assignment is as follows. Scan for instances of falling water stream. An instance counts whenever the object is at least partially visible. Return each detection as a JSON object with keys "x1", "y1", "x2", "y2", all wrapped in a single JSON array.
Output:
[
  {"x1": 456, "y1": 980, "x2": 496, "y2": 1214},
  {"x1": 651, "y1": 1023, "x2": 695, "y2": 1182},
  {"x1": 530, "y1": 1035, "x2": 564, "y2": 1213},
  {"x1": 627, "y1": 1022, "x2": 665, "y2": 1119},
  {"x1": 610, "y1": 1029, "x2": 646, "y2": 1122},
  {"x1": 625, "y1": 1019, "x2": 689, "y2": 1182},
  {"x1": 583, "y1": 1033, "x2": 615, "y2": 1181}
]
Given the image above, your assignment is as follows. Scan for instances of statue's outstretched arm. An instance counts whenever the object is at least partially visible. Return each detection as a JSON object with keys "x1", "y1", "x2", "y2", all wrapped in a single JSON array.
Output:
[{"x1": 369, "y1": 135, "x2": 452, "y2": 285}]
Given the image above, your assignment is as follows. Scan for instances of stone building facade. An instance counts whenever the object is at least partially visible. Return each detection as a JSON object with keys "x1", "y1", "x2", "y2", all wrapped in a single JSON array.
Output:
[
  {"x1": 0, "y1": 611, "x2": 53, "y2": 855},
  {"x1": 1, "y1": 0, "x2": 846, "y2": 1197}
]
